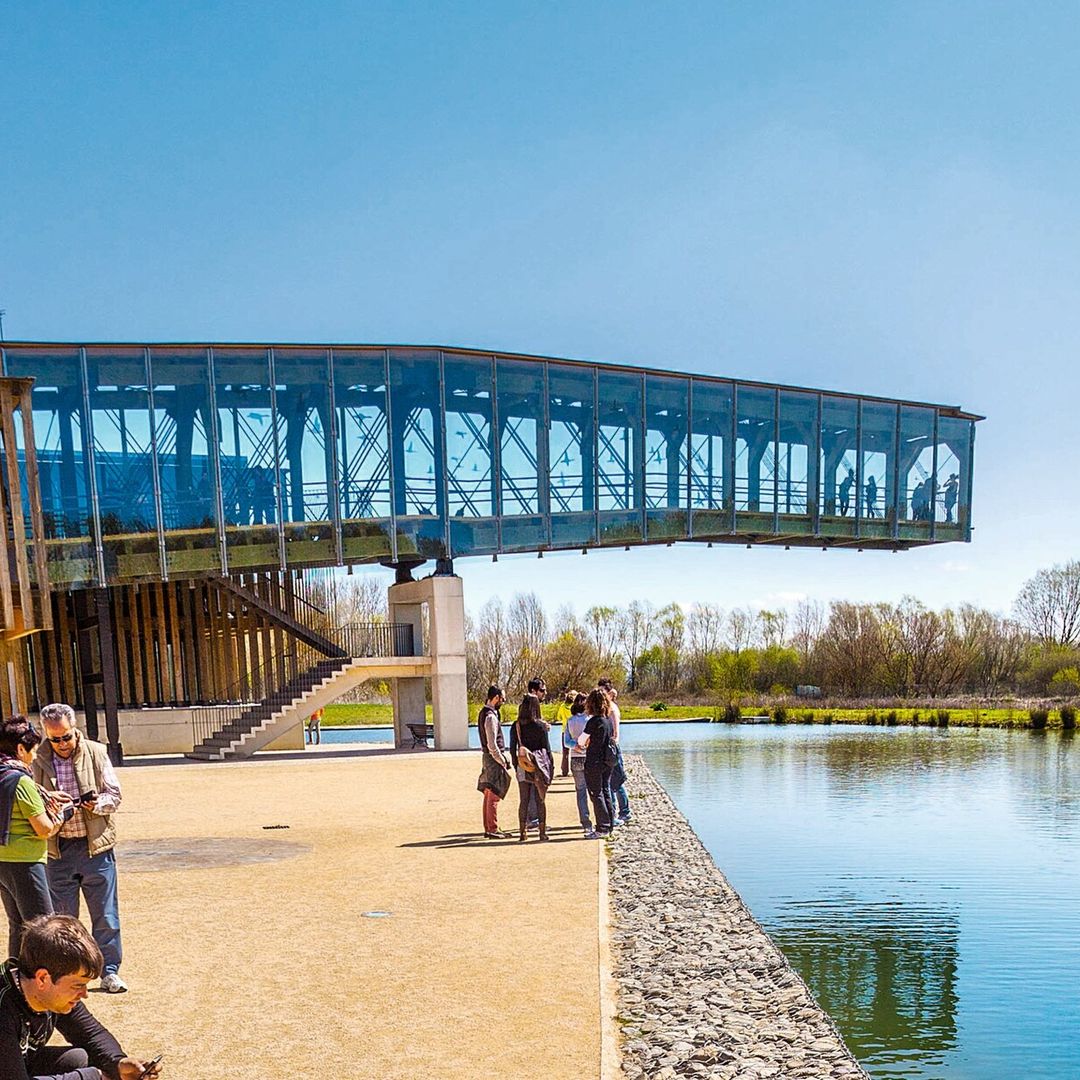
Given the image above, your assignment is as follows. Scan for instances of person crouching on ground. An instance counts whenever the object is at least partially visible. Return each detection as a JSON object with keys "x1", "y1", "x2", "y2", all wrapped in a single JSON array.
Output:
[
  {"x1": 578, "y1": 688, "x2": 616, "y2": 836},
  {"x1": 0, "y1": 913, "x2": 161, "y2": 1079},
  {"x1": 476, "y1": 686, "x2": 512, "y2": 839}
]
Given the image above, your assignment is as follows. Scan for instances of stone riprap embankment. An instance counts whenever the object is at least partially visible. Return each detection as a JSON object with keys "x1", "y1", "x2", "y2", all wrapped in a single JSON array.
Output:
[{"x1": 608, "y1": 756, "x2": 868, "y2": 1080}]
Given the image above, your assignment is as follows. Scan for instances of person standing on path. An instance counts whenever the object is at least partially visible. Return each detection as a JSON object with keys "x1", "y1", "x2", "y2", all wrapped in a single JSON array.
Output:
[
  {"x1": 33, "y1": 704, "x2": 127, "y2": 995},
  {"x1": 476, "y1": 686, "x2": 512, "y2": 839},
  {"x1": 579, "y1": 688, "x2": 615, "y2": 836},
  {"x1": 510, "y1": 701, "x2": 554, "y2": 842},
  {"x1": 518, "y1": 678, "x2": 548, "y2": 830},
  {"x1": 565, "y1": 693, "x2": 595, "y2": 837},
  {"x1": 555, "y1": 689, "x2": 574, "y2": 777},
  {"x1": 0, "y1": 718, "x2": 67, "y2": 960},
  {"x1": 598, "y1": 678, "x2": 631, "y2": 824},
  {"x1": 306, "y1": 707, "x2": 324, "y2": 745}
]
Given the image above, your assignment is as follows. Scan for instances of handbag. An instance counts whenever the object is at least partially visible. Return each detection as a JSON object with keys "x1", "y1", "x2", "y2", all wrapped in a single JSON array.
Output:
[{"x1": 515, "y1": 722, "x2": 536, "y2": 773}]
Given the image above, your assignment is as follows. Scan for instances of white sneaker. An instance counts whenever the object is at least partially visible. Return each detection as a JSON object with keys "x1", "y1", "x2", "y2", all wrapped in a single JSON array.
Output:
[{"x1": 101, "y1": 973, "x2": 127, "y2": 993}]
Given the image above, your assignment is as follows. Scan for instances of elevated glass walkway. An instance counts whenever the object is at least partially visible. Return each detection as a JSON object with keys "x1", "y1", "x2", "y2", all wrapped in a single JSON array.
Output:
[{"x1": 1, "y1": 343, "x2": 981, "y2": 588}]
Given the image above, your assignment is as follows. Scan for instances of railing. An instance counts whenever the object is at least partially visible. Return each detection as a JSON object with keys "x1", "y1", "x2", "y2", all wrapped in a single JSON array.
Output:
[
  {"x1": 191, "y1": 651, "x2": 299, "y2": 747},
  {"x1": 189, "y1": 622, "x2": 415, "y2": 750},
  {"x1": 335, "y1": 621, "x2": 415, "y2": 658}
]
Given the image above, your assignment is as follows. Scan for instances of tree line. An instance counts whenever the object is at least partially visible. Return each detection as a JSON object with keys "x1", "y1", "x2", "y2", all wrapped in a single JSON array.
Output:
[{"x1": 461, "y1": 560, "x2": 1080, "y2": 703}]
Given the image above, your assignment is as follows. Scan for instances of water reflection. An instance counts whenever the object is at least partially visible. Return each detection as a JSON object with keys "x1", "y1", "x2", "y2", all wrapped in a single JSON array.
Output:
[
  {"x1": 770, "y1": 896, "x2": 959, "y2": 1078},
  {"x1": 616, "y1": 723, "x2": 1080, "y2": 1080}
]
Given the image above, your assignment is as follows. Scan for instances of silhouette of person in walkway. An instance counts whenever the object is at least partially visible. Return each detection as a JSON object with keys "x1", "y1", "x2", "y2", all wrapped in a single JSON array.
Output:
[
  {"x1": 864, "y1": 475, "x2": 878, "y2": 517},
  {"x1": 839, "y1": 468, "x2": 855, "y2": 517},
  {"x1": 943, "y1": 473, "x2": 959, "y2": 523}
]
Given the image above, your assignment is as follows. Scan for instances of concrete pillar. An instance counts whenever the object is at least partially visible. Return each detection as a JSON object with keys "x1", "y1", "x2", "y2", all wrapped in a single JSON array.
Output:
[{"x1": 388, "y1": 573, "x2": 469, "y2": 750}]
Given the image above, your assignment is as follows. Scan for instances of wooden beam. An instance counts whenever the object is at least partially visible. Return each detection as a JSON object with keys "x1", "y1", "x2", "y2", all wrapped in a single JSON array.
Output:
[
  {"x1": 16, "y1": 383, "x2": 51, "y2": 630},
  {"x1": 0, "y1": 386, "x2": 34, "y2": 631}
]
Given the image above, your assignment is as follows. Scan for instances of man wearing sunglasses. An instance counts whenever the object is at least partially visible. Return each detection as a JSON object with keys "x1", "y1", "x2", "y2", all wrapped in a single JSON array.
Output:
[{"x1": 31, "y1": 705, "x2": 127, "y2": 995}]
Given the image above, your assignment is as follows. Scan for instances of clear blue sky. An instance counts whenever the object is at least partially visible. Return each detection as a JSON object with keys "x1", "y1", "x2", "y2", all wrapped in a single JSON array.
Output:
[{"x1": 3, "y1": 2, "x2": 1076, "y2": 619}]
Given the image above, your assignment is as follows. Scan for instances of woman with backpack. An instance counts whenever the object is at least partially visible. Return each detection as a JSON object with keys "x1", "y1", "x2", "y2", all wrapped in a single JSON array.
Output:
[
  {"x1": 509, "y1": 702, "x2": 554, "y2": 842},
  {"x1": 578, "y1": 688, "x2": 616, "y2": 836},
  {"x1": 0, "y1": 716, "x2": 70, "y2": 956}
]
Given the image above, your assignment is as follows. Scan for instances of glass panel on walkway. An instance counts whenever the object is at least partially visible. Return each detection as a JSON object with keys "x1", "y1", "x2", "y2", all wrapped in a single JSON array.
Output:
[
  {"x1": 548, "y1": 363, "x2": 596, "y2": 547},
  {"x1": 689, "y1": 379, "x2": 733, "y2": 537},
  {"x1": 389, "y1": 349, "x2": 446, "y2": 561},
  {"x1": 778, "y1": 390, "x2": 817, "y2": 522},
  {"x1": 214, "y1": 347, "x2": 281, "y2": 570},
  {"x1": 936, "y1": 416, "x2": 973, "y2": 537},
  {"x1": 899, "y1": 406, "x2": 935, "y2": 540},
  {"x1": 496, "y1": 358, "x2": 546, "y2": 551},
  {"x1": 599, "y1": 369, "x2": 644, "y2": 545},
  {"x1": 445, "y1": 354, "x2": 497, "y2": 557},
  {"x1": 6, "y1": 348, "x2": 96, "y2": 587},
  {"x1": 333, "y1": 348, "x2": 392, "y2": 562},
  {"x1": 149, "y1": 348, "x2": 221, "y2": 576},
  {"x1": 644, "y1": 374, "x2": 688, "y2": 541},
  {"x1": 736, "y1": 385, "x2": 776, "y2": 531},
  {"x1": 86, "y1": 348, "x2": 161, "y2": 582},
  {"x1": 273, "y1": 349, "x2": 335, "y2": 566},
  {"x1": 860, "y1": 401, "x2": 898, "y2": 539},
  {"x1": 820, "y1": 395, "x2": 858, "y2": 539}
]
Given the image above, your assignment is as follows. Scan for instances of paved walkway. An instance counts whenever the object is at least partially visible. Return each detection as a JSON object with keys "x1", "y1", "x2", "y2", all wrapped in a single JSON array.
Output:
[{"x1": 87, "y1": 752, "x2": 604, "y2": 1079}]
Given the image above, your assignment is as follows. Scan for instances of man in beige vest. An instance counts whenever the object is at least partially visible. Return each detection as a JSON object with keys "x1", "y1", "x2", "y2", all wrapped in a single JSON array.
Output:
[{"x1": 32, "y1": 703, "x2": 127, "y2": 994}]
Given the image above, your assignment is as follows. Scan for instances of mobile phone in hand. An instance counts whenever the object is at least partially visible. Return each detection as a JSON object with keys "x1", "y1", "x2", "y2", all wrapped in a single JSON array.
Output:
[{"x1": 141, "y1": 1054, "x2": 164, "y2": 1075}]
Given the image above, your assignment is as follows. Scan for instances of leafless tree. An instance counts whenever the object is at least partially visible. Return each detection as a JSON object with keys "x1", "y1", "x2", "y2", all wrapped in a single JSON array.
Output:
[
  {"x1": 725, "y1": 607, "x2": 759, "y2": 654},
  {"x1": 687, "y1": 603, "x2": 725, "y2": 657},
  {"x1": 1014, "y1": 561, "x2": 1080, "y2": 647},
  {"x1": 789, "y1": 599, "x2": 826, "y2": 658},
  {"x1": 759, "y1": 609, "x2": 789, "y2": 650},
  {"x1": 617, "y1": 600, "x2": 655, "y2": 690},
  {"x1": 584, "y1": 604, "x2": 620, "y2": 669},
  {"x1": 957, "y1": 605, "x2": 1029, "y2": 696}
]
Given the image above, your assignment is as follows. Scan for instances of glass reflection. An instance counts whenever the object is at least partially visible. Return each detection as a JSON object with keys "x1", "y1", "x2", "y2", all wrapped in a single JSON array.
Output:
[
  {"x1": 149, "y1": 348, "x2": 220, "y2": 576},
  {"x1": 273, "y1": 348, "x2": 335, "y2": 565},
  {"x1": 444, "y1": 354, "x2": 497, "y2": 556},
  {"x1": 389, "y1": 349, "x2": 446, "y2": 560},
  {"x1": 549, "y1": 364, "x2": 596, "y2": 546},
  {"x1": 778, "y1": 390, "x2": 817, "y2": 518},
  {"x1": 861, "y1": 401, "x2": 898, "y2": 534},
  {"x1": 213, "y1": 347, "x2": 281, "y2": 569},
  {"x1": 496, "y1": 358, "x2": 546, "y2": 550},
  {"x1": 736, "y1": 385, "x2": 776, "y2": 521},
  {"x1": 690, "y1": 379, "x2": 733, "y2": 536},
  {"x1": 85, "y1": 349, "x2": 161, "y2": 582},
  {"x1": 899, "y1": 407, "x2": 935, "y2": 535},
  {"x1": 333, "y1": 349, "x2": 392, "y2": 561},
  {"x1": 599, "y1": 369, "x2": 643, "y2": 544},
  {"x1": 6, "y1": 349, "x2": 95, "y2": 587},
  {"x1": 644, "y1": 375, "x2": 688, "y2": 540}
]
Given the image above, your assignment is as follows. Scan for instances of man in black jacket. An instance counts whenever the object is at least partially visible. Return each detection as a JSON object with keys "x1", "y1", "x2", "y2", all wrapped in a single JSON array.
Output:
[{"x1": 0, "y1": 915, "x2": 160, "y2": 1080}]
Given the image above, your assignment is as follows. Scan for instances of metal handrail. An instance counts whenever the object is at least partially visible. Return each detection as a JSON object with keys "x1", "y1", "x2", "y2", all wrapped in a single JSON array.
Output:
[
  {"x1": 334, "y1": 621, "x2": 415, "y2": 659},
  {"x1": 189, "y1": 622, "x2": 415, "y2": 750}
]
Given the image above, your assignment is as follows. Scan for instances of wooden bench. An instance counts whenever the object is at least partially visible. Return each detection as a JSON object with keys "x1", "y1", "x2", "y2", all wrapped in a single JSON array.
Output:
[{"x1": 406, "y1": 722, "x2": 435, "y2": 748}]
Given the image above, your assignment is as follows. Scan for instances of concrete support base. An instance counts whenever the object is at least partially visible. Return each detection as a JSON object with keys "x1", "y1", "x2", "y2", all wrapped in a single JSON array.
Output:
[{"x1": 388, "y1": 574, "x2": 468, "y2": 750}]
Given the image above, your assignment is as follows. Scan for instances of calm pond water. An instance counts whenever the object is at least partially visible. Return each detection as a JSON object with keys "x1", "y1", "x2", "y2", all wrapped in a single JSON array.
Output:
[
  {"x1": 619, "y1": 723, "x2": 1080, "y2": 1080},
  {"x1": 327, "y1": 721, "x2": 1080, "y2": 1078}
]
